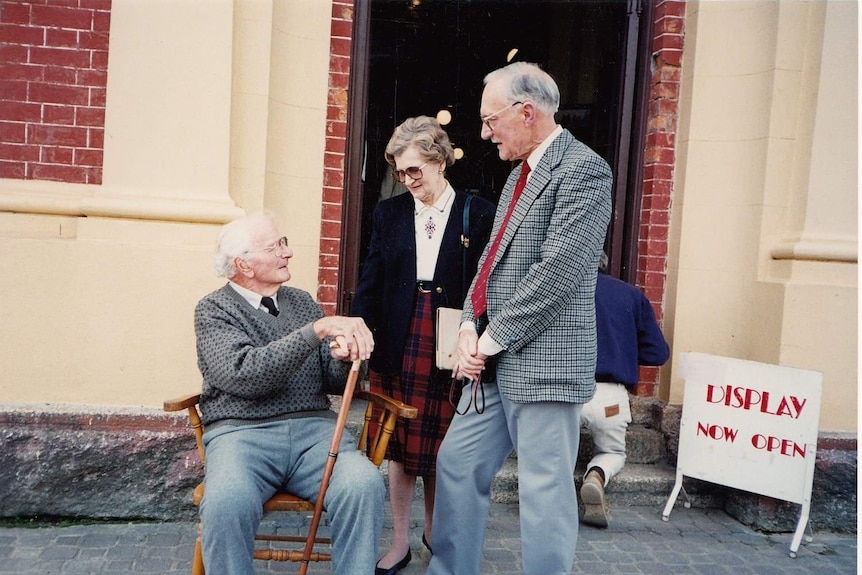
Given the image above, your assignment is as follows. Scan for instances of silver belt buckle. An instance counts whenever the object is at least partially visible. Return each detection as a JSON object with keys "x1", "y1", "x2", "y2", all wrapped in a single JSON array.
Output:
[{"x1": 417, "y1": 281, "x2": 431, "y2": 294}]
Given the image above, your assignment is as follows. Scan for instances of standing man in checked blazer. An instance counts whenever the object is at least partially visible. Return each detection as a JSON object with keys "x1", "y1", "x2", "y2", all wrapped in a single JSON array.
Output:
[{"x1": 428, "y1": 62, "x2": 613, "y2": 575}]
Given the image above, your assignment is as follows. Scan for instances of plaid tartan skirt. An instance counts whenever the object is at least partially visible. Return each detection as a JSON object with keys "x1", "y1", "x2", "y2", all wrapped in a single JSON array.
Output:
[{"x1": 368, "y1": 291, "x2": 455, "y2": 477}]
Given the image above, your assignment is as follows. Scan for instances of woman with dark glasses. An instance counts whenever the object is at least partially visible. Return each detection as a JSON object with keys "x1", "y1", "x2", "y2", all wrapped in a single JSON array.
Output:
[{"x1": 351, "y1": 116, "x2": 494, "y2": 575}]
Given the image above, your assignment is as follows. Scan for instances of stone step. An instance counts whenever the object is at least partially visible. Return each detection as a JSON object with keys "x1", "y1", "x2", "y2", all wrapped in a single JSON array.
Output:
[
  {"x1": 378, "y1": 457, "x2": 723, "y2": 510},
  {"x1": 494, "y1": 459, "x2": 724, "y2": 509},
  {"x1": 346, "y1": 400, "x2": 723, "y2": 511},
  {"x1": 345, "y1": 401, "x2": 669, "y2": 467},
  {"x1": 580, "y1": 424, "x2": 667, "y2": 465}
]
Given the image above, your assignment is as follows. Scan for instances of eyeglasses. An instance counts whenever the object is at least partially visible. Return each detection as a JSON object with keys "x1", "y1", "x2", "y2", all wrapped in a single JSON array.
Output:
[
  {"x1": 480, "y1": 101, "x2": 523, "y2": 130},
  {"x1": 393, "y1": 162, "x2": 428, "y2": 183},
  {"x1": 254, "y1": 236, "x2": 289, "y2": 254}
]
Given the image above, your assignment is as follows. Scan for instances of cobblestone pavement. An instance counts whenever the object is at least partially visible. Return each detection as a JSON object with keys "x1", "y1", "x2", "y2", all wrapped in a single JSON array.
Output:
[{"x1": 0, "y1": 503, "x2": 855, "y2": 574}]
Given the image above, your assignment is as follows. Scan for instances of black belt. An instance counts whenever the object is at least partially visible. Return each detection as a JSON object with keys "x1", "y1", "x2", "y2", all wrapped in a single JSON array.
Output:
[{"x1": 417, "y1": 281, "x2": 442, "y2": 294}]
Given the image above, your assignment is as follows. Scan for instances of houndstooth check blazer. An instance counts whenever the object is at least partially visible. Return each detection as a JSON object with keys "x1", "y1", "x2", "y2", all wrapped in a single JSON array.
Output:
[{"x1": 464, "y1": 129, "x2": 613, "y2": 404}]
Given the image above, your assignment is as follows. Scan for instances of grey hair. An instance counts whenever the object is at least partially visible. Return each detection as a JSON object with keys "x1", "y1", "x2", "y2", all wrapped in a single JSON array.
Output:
[
  {"x1": 384, "y1": 115, "x2": 456, "y2": 168},
  {"x1": 212, "y1": 212, "x2": 276, "y2": 278},
  {"x1": 484, "y1": 62, "x2": 560, "y2": 116}
]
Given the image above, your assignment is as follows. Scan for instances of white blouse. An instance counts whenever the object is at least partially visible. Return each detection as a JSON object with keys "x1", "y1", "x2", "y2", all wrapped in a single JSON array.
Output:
[{"x1": 414, "y1": 184, "x2": 455, "y2": 281}]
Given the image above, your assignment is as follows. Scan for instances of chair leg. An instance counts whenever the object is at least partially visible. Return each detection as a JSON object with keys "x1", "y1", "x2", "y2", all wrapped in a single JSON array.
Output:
[{"x1": 192, "y1": 535, "x2": 205, "y2": 575}]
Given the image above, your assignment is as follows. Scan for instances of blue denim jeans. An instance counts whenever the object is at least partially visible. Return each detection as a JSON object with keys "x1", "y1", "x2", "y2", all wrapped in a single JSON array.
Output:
[{"x1": 201, "y1": 417, "x2": 384, "y2": 575}]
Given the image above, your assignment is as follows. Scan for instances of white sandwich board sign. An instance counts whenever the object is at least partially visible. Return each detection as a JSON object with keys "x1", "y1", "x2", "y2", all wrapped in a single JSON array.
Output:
[{"x1": 663, "y1": 352, "x2": 822, "y2": 556}]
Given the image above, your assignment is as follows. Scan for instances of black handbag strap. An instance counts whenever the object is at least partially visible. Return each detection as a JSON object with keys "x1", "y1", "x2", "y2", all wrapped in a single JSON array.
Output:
[{"x1": 460, "y1": 195, "x2": 473, "y2": 294}]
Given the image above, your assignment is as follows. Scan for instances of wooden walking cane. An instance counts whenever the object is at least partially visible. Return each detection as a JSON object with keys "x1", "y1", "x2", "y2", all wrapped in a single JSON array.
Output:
[{"x1": 298, "y1": 351, "x2": 363, "y2": 575}]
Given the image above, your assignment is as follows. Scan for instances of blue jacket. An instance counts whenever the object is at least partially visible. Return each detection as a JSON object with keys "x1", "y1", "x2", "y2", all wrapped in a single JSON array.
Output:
[{"x1": 595, "y1": 272, "x2": 670, "y2": 389}]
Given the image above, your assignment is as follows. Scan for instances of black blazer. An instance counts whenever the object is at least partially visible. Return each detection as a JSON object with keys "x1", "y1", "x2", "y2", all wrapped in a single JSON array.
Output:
[{"x1": 351, "y1": 189, "x2": 495, "y2": 375}]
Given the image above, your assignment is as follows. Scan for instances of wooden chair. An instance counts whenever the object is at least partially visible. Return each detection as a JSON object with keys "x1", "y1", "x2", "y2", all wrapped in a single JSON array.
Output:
[{"x1": 164, "y1": 359, "x2": 417, "y2": 575}]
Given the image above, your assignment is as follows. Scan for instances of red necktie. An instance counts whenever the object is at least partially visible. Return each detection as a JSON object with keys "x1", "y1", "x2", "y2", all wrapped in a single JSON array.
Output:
[{"x1": 471, "y1": 161, "x2": 531, "y2": 318}]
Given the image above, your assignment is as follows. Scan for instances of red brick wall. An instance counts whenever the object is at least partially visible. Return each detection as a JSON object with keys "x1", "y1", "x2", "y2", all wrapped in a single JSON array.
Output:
[
  {"x1": 0, "y1": 0, "x2": 111, "y2": 184},
  {"x1": 317, "y1": 1, "x2": 353, "y2": 314},
  {"x1": 635, "y1": 0, "x2": 684, "y2": 397}
]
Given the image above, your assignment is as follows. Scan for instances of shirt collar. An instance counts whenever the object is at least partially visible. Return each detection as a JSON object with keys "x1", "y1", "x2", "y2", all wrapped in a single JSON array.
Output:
[
  {"x1": 525, "y1": 125, "x2": 563, "y2": 172},
  {"x1": 228, "y1": 281, "x2": 277, "y2": 310},
  {"x1": 414, "y1": 183, "x2": 455, "y2": 215}
]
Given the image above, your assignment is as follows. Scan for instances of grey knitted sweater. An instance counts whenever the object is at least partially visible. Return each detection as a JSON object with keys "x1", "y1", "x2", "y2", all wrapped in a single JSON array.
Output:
[{"x1": 194, "y1": 284, "x2": 353, "y2": 427}]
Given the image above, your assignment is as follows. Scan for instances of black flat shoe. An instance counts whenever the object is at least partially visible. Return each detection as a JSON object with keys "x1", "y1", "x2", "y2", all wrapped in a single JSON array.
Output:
[
  {"x1": 375, "y1": 549, "x2": 411, "y2": 575},
  {"x1": 422, "y1": 533, "x2": 433, "y2": 555}
]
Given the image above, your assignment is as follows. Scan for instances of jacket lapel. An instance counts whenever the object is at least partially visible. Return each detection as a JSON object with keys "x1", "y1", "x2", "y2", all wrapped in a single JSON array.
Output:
[
  {"x1": 392, "y1": 192, "x2": 418, "y2": 279},
  {"x1": 491, "y1": 130, "x2": 573, "y2": 264},
  {"x1": 440, "y1": 192, "x2": 465, "y2": 254}
]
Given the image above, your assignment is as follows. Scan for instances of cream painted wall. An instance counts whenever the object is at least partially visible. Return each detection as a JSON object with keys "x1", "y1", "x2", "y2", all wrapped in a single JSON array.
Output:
[
  {"x1": 3, "y1": 0, "x2": 855, "y2": 434},
  {"x1": 0, "y1": 0, "x2": 333, "y2": 408},
  {"x1": 228, "y1": 0, "x2": 331, "y2": 296},
  {"x1": 666, "y1": 1, "x2": 857, "y2": 431},
  {"x1": 0, "y1": 213, "x2": 224, "y2": 406},
  {"x1": 260, "y1": 0, "x2": 332, "y2": 295}
]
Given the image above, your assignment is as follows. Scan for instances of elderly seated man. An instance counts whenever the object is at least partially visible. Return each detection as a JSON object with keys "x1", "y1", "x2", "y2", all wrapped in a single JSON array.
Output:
[{"x1": 194, "y1": 212, "x2": 383, "y2": 575}]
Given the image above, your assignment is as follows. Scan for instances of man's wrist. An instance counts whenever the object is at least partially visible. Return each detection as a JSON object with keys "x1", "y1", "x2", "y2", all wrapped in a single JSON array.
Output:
[
  {"x1": 478, "y1": 331, "x2": 505, "y2": 357},
  {"x1": 459, "y1": 321, "x2": 477, "y2": 333},
  {"x1": 302, "y1": 323, "x2": 323, "y2": 347}
]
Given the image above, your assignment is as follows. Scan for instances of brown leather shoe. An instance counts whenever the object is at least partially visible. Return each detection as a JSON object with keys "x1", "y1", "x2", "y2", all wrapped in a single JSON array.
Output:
[{"x1": 580, "y1": 469, "x2": 610, "y2": 528}]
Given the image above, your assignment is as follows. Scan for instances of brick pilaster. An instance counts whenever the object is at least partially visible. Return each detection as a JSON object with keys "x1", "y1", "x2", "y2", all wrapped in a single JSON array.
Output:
[
  {"x1": 636, "y1": 0, "x2": 685, "y2": 397},
  {"x1": 317, "y1": 1, "x2": 353, "y2": 314}
]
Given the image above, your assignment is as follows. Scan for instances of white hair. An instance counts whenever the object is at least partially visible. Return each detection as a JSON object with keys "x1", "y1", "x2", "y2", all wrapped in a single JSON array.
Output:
[
  {"x1": 484, "y1": 62, "x2": 560, "y2": 116},
  {"x1": 212, "y1": 213, "x2": 276, "y2": 278}
]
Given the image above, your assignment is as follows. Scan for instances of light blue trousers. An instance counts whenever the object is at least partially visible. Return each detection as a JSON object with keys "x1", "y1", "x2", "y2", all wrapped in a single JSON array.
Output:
[
  {"x1": 201, "y1": 417, "x2": 384, "y2": 575},
  {"x1": 428, "y1": 382, "x2": 582, "y2": 575}
]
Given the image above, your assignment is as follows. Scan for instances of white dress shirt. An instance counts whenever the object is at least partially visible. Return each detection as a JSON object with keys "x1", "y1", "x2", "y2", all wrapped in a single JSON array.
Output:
[{"x1": 228, "y1": 281, "x2": 279, "y2": 314}]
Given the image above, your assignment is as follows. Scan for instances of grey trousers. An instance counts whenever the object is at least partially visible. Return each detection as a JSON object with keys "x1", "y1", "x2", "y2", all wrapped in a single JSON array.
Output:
[
  {"x1": 200, "y1": 418, "x2": 384, "y2": 575},
  {"x1": 428, "y1": 382, "x2": 583, "y2": 575}
]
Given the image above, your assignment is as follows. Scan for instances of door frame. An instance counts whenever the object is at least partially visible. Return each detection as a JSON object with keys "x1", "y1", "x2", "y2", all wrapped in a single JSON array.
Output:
[{"x1": 338, "y1": 0, "x2": 654, "y2": 312}]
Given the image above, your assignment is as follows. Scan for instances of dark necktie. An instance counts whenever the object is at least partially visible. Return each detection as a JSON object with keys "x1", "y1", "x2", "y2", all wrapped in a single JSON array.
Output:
[
  {"x1": 260, "y1": 296, "x2": 279, "y2": 317},
  {"x1": 471, "y1": 161, "x2": 531, "y2": 318}
]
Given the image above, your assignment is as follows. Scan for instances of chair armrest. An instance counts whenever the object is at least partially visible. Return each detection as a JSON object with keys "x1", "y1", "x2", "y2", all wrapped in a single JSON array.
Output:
[
  {"x1": 354, "y1": 390, "x2": 418, "y2": 419},
  {"x1": 164, "y1": 392, "x2": 206, "y2": 464},
  {"x1": 164, "y1": 393, "x2": 202, "y2": 412}
]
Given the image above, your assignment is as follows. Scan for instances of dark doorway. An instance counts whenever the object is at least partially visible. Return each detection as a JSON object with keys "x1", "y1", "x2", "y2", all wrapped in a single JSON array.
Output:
[{"x1": 339, "y1": 0, "x2": 652, "y2": 313}]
